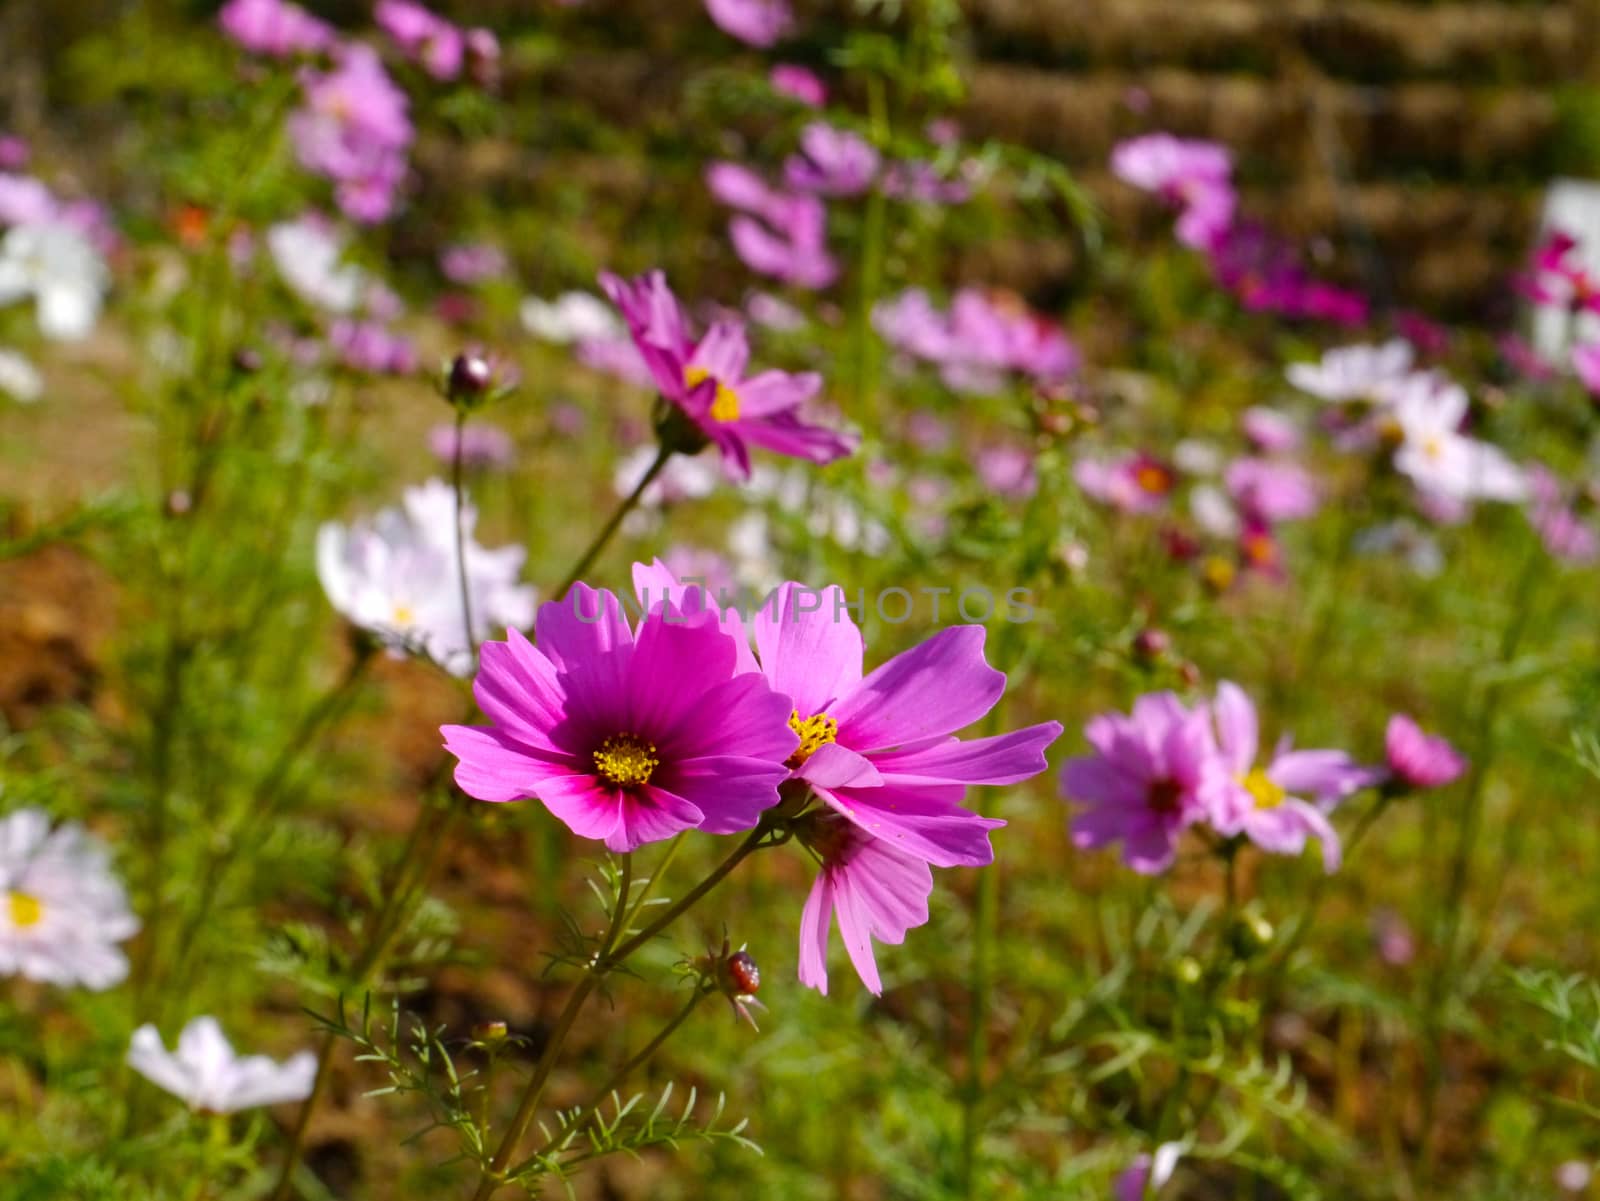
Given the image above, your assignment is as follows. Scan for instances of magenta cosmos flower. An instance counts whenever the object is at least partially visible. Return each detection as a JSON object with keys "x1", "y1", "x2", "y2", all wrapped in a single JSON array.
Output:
[
  {"x1": 770, "y1": 64, "x2": 825, "y2": 107},
  {"x1": 1111, "y1": 132, "x2": 1236, "y2": 250},
  {"x1": 761, "y1": 585, "x2": 1059, "y2": 994},
  {"x1": 707, "y1": 163, "x2": 838, "y2": 289},
  {"x1": 1074, "y1": 451, "x2": 1176, "y2": 514},
  {"x1": 1061, "y1": 693, "x2": 1217, "y2": 874},
  {"x1": 600, "y1": 269, "x2": 854, "y2": 478},
  {"x1": 630, "y1": 565, "x2": 1059, "y2": 994},
  {"x1": 442, "y1": 585, "x2": 798, "y2": 852},
  {"x1": 1384, "y1": 714, "x2": 1466, "y2": 791},
  {"x1": 218, "y1": 0, "x2": 335, "y2": 57},
  {"x1": 289, "y1": 45, "x2": 412, "y2": 223},
  {"x1": 784, "y1": 123, "x2": 879, "y2": 197},
  {"x1": 705, "y1": 0, "x2": 794, "y2": 46},
  {"x1": 1207, "y1": 682, "x2": 1373, "y2": 872}
]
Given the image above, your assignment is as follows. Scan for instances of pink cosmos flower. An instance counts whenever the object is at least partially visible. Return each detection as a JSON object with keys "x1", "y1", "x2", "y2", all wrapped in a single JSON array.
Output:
[
  {"x1": 1491, "y1": 335, "x2": 1549, "y2": 384},
  {"x1": 1525, "y1": 464, "x2": 1600, "y2": 563},
  {"x1": 376, "y1": 0, "x2": 464, "y2": 79},
  {"x1": 976, "y1": 443, "x2": 1037, "y2": 498},
  {"x1": 427, "y1": 421, "x2": 515, "y2": 471},
  {"x1": 1384, "y1": 714, "x2": 1466, "y2": 791},
  {"x1": 1242, "y1": 406, "x2": 1300, "y2": 453},
  {"x1": 1111, "y1": 132, "x2": 1236, "y2": 250},
  {"x1": 328, "y1": 318, "x2": 416, "y2": 375},
  {"x1": 1062, "y1": 692, "x2": 1216, "y2": 874},
  {"x1": 770, "y1": 64, "x2": 825, "y2": 107},
  {"x1": 784, "y1": 123, "x2": 879, "y2": 197},
  {"x1": 749, "y1": 581, "x2": 1060, "y2": 993},
  {"x1": 1224, "y1": 457, "x2": 1319, "y2": 524},
  {"x1": 442, "y1": 585, "x2": 798, "y2": 853},
  {"x1": 439, "y1": 242, "x2": 507, "y2": 285},
  {"x1": 1207, "y1": 682, "x2": 1373, "y2": 872},
  {"x1": 289, "y1": 45, "x2": 412, "y2": 224},
  {"x1": 872, "y1": 287, "x2": 1076, "y2": 391},
  {"x1": 600, "y1": 269, "x2": 855, "y2": 478},
  {"x1": 1074, "y1": 452, "x2": 1176, "y2": 514},
  {"x1": 705, "y1": 0, "x2": 794, "y2": 47},
  {"x1": 707, "y1": 163, "x2": 838, "y2": 289},
  {"x1": 880, "y1": 159, "x2": 972, "y2": 205},
  {"x1": 1520, "y1": 229, "x2": 1600, "y2": 315},
  {"x1": 0, "y1": 136, "x2": 28, "y2": 171},
  {"x1": 1573, "y1": 342, "x2": 1600, "y2": 396},
  {"x1": 218, "y1": 0, "x2": 336, "y2": 58}
]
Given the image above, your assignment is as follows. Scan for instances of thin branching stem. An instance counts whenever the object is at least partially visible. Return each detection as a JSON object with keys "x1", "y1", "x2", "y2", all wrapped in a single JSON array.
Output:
[{"x1": 553, "y1": 443, "x2": 672, "y2": 601}]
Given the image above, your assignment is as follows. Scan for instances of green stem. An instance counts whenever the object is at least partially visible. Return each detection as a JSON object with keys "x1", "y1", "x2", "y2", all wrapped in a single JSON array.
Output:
[
  {"x1": 451, "y1": 407, "x2": 477, "y2": 661},
  {"x1": 958, "y1": 865, "x2": 997, "y2": 1197},
  {"x1": 512, "y1": 982, "x2": 711, "y2": 1175},
  {"x1": 164, "y1": 648, "x2": 376, "y2": 997},
  {"x1": 270, "y1": 801, "x2": 460, "y2": 1201},
  {"x1": 472, "y1": 825, "x2": 776, "y2": 1199},
  {"x1": 553, "y1": 444, "x2": 672, "y2": 601},
  {"x1": 1416, "y1": 546, "x2": 1544, "y2": 1176}
]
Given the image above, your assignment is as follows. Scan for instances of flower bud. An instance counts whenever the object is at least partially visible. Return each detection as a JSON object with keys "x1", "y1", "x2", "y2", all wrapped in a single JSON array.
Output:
[
  {"x1": 471, "y1": 1020, "x2": 508, "y2": 1046},
  {"x1": 447, "y1": 352, "x2": 494, "y2": 405}
]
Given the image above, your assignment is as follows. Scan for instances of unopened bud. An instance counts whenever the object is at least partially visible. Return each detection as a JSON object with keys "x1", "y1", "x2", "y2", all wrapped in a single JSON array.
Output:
[
  {"x1": 447, "y1": 352, "x2": 494, "y2": 404},
  {"x1": 1132, "y1": 628, "x2": 1170, "y2": 661},
  {"x1": 471, "y1": 1020, "x2": 508, "y2": 1045}
]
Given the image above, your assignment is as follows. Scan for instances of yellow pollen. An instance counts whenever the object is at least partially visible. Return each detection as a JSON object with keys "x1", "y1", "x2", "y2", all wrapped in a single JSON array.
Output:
[
  {"x1": 593, "y1": 732, "x2": 660, "y2": 789},
  {"x1": 8, "y1": 891, "x2": 43, "y2": 928},
  {"x1": 787, "y1": 711, "x2": 838, "y2": 768},
  {"x1": 392, "y1": 604, "x2": 417, "y2": 628},
  {"x1": 1241, "y1": 767, "x2": 1286, "y2": 810},
  {"x1": 1421, "y1": 435, "x2": 1445, "y2": 462},
  {"x1": 685, "y1": 366, "x2": 741, "y2": 423}
]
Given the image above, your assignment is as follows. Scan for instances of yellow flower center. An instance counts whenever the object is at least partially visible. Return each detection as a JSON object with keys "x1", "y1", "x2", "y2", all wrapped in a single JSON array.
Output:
[
  {"x1": 685, "y1": 366, "x2": 741, "y2": 422},
  {"x1": 1134, "y1": 464, "x2": 1172, "y2": 495},
  {"x1": 1240, "y1": 767, "x2": 1286, "y2": 810},
  {"x1": 593, "y1": 732, "x2": 660, "y2": 789},
  {"x1": 787, "y1": 711, "x2": 838, "y2": 768},
  {"x1": 1421, "y1": 434, "x2": 1445, "y2": 462},
  {"x1": 8, "y1": 891, "x2": 43, "y2": 928},
  {"x1": 392, "y1": 603, "x2": 417, "y2": 628}
]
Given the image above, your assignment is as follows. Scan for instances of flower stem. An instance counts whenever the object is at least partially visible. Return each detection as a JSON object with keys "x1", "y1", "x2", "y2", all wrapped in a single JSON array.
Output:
[
  {"x1": 512, "y1": 980, "x2": 712, "y2": 1174},
  {"x1": 163, "y1": 646, "x2": 377, "y2": 999},
  {"x1": 451, "y1": 406, "x2": 477, "y2": 662},
  {"x1": 553, "y1": 444, "x2": 672, "y2": 601},
  {"x1": 958, "y1": 864, "x2": 997, "y2": 1198},
  {"x1": 270, "y1": 800, "x2": 461, "y2": 1201},
  {"x1": 471, "y1": 824, "x2": 777, "y2": 1199}
]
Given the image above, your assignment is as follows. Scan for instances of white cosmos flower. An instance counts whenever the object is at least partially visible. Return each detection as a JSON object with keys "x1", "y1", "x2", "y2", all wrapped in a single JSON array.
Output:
[
  {"x1": 0, "y1": 223, "x2": 108, "y2": 341},
  {"x1": 267, "y1": 215, "x2": 370, "y2": 313},
  {"x1": 0, "y1": 348, "x2": 42, "y2": 402},
  {"x1": 520, "y1": 291, "x2": 622, "y2": 344},
  {"x1": 0, "y1": 808, "x2": 138, "y2": 989},
  {"x1": 1391, "y1": 380, "x2": 1526, "y2": 504},
  {"x1": 317, "y1": 480, "x2": 536, "y2": 676},
  {"x1": 1285, "y1": 339, "x2": 1414, "y2": 403},
  {"x1": 128, "y1": 1017, "x2": 316, "y2": 1113}
]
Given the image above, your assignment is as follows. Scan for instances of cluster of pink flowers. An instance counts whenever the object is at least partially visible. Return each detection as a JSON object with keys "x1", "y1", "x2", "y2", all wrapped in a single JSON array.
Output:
[
  {"x1": 288, "y1": 45, "x2": 413, "y2": 224},
  {"x1": 1113, "y1": 133, "x2": 1367, "y2": 326},
  {"x1": 1063, "y1": 684, "x2": 1460, "y2": 874},
  {"x1": 874, "y1": 287, "x2": 1077, "y2": 393},
  {"x1": 705, "y1": 0, "x2": 794, "y2": 47},
  {"x1": 327, "y1": 317, "x2": 417, "y2": 375},
  {"x1": 601, "y1": 269, "x2": 855, "y2": 478},
  {"x1": 375, "y1": 0, "x2": 499, "y2": 85},
  {"x1": 1525, "y1": 464, "x2": 1600, "y2": 565},
  {"x1": 218, "y1": 0, "x2": 335, "y2": 58},
  {"x1": 706, "y1": 162, "x2": 838, "y2": 290},
  {"x1": 443, "y1": 562, "x2": 1060, "y2": 994}
]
